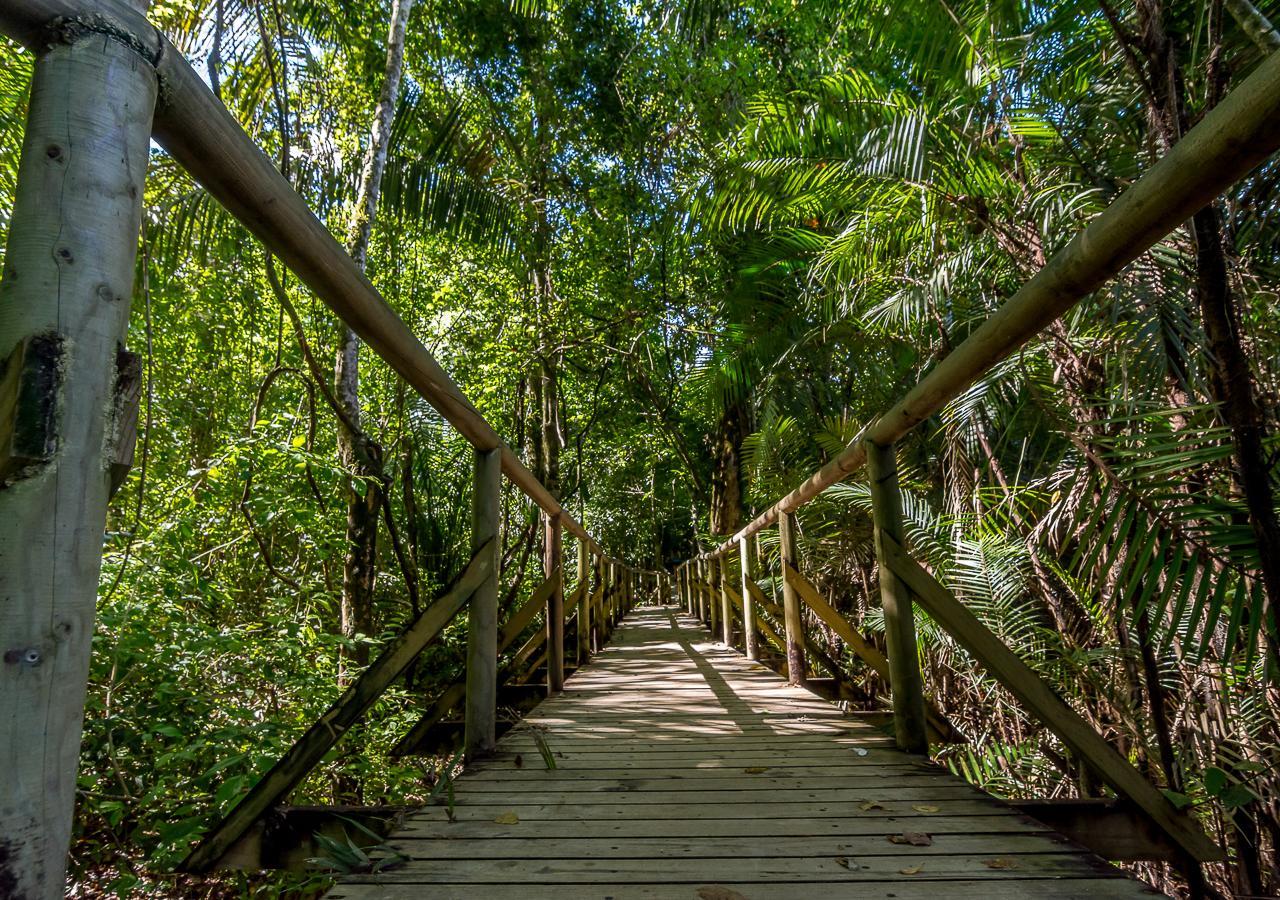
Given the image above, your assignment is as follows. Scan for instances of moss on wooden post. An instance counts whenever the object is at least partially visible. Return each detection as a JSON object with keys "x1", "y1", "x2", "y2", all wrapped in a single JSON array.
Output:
[{"x1": 0, "y1": 16, "x2": 158, "y2": 897}]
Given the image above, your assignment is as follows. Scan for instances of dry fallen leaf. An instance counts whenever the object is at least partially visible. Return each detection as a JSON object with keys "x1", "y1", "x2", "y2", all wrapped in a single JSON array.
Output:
[
  {"x1": 743, "y1": 766, "x2": 768, "y2": 774},
  {"x1": 983, "y1": 857, "x2": 1018, "y2": 870},
  {"x1": 858, "y1": 800, "x2": 888, "y2": 811},
  {"x1": 492, "y1": 811, "x2": 520, "y2": 825},
  {"x1": 695, "y1": 887, "x2": 749, "y2": 900},
  {"x1": 513, "y1": 754, "x2": 523, "y2": 768},
  {"x1": 899, "y1": 864, "x2": 924, "y2": 875},
  {"x1": 888, "y1": 832, "x2": 932, "y2": 846},
  {"x1": 834, "y1": 856, "x2": 851, "y2": 869},
  {"x1": 911, "y1": 804, "x2": 940, "y2": 813}
]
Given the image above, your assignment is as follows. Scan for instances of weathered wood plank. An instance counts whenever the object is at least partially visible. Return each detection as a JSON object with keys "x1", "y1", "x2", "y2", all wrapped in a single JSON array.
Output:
[
  {"x1": 341, "y1": 852, "x2": 1119, "y2": 883},
  {"x1": 328, "y1": 880, "x2": 1157, "y2": 899}
]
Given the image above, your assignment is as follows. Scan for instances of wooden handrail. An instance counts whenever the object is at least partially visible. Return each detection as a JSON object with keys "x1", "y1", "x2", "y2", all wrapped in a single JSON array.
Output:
[
  {"x1": 0, "y1": 0, "x2": 624, "y2": 562},
  {"x1": 695, "y1": 45, "x2": 1280, "y2": 554}
]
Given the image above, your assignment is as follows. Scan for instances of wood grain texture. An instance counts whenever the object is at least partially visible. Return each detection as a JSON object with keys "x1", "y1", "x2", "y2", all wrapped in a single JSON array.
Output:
[{"x1": 329, "y1": 608, "x2": 1161, "y2": 898}]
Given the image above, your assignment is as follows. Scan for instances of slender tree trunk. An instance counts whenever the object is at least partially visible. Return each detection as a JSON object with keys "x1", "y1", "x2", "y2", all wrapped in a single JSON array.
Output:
[
  {"x1": 334, "y1": 0, "x2": 415, "y2": 671},
  {"x1": 0, "y1": 10, "x2": 157, "y2": 896},
  {"x1": 709, "y1": 395, "x2": 747, "y2": 535}
]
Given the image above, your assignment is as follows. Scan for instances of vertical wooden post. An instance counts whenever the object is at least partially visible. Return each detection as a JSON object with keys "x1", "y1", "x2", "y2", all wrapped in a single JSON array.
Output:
[
  {"x1": 719, "y1": 554, "x2": 733, "y2": 645},
  {"x1": 593, "y1": 554, "x2": 605, "y2": 652},
  {"x1": 576, "y1": 538, "x2": 589, "y2": 664},
  {"x1": 707, "y1": 557, "x2": 720, "y2": 637},
  {"x1": 0, "y1": 20, "x2": 158, "y2": 897},
  {"x1": 778, "y1": 512, "x2": 807, "y2": 686},
  {"x1": 544, "y1": 511, "x2": 565, "y2": 693},
  {"x1": 700, "y1": 559, "x2": 711, "y2": 624},
  {"x1": 866, "y1": 440, "x2": 930, "y2": 754},
  {"x1": 464, "y1": 448, "x2": 501, "y2": 759},
  {"x1": 739, "y1": 536, "x2": 760, "y2": 661}
]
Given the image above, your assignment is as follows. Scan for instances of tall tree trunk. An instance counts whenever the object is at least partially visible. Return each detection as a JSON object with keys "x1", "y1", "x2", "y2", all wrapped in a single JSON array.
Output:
[
  {"x1": 334, "y1": 0, "x2": 414, "y2": 671},
  {"x1": 1123, "y1": 0, "x2": 1280, "y2": 673},
  {"x1": 0, "y1": 9, "x2": 157, "y2": 895},
  {"x1": 709, "y1": 395, "x2": 747, "y2": 535}
]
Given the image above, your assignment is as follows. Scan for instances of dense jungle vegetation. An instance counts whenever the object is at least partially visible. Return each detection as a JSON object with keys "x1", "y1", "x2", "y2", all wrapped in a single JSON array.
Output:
[{"x1": 1, "y1": 0, "x2": 1278, "y2": 895}]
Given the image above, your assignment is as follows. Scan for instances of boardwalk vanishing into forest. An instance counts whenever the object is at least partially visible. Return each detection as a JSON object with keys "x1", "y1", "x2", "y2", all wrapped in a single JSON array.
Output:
[
  {"x1": 327, "y1": 608, "x2": 1159, "y2": 899},
  {"x1": 3, "y1": 0, "x2": 1275, "y2": 894}
]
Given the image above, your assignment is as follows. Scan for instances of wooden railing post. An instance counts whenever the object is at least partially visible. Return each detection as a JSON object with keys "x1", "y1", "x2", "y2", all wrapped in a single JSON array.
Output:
[
  {"x1": 719, "y1": 553, "x2": 733, "y2": 646},
  {"x1": 576, "y1": 538, "x2": 590, "y2": 664},
  {"x1": 0, "y1": 21, "x2": 159, "y2": 896},
  {"x1": 707, "y1": 557, "x2": 720, "y2": 637},
  {"x1": 464, "y1": 448, "x2": 501, "y2": 759},
  {"x1": 593, "y1": 555, "x2": 606, "y2": 652},
  {"x1": 866, "y1": 440, "x2": 929, "y2": 754},
  {"x1": 739, "y1": 537, "x2": 760, "y2": 660},
  {"x1": 544, "y1": 511, "x2": 565, "y2": 693},
  {"x1": 778, "y1": 512, "x2": 807, "y2": 686}
]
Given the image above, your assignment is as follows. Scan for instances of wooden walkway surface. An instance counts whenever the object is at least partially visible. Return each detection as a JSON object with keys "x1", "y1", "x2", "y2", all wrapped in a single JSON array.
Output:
[{"x1": 329, "y1": 606, "x2": 1159, "y2": 899}]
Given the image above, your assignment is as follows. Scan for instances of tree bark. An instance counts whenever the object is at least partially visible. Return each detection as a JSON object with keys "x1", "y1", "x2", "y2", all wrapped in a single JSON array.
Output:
[
  {"x1": 334, "y1": 0, "x2": 415, "y2": 671},
  {"x1": 709, "y1": 394, "x2": 747, "y2": 535}
]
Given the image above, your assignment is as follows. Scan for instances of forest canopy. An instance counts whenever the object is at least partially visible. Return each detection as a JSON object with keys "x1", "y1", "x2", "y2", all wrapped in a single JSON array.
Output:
[{"x1": 0, "y1": 0, "x2": 1277, "y2": 896}]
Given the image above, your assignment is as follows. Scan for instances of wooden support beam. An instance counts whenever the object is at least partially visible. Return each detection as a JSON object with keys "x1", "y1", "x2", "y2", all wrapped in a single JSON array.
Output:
[
  {"x1": 1008, "y1": 799, "x2": 1183, "y2": 862},
  {"x1": 181, "y1": 543, "x2": 493, "y2": 872},
  {"x1": 777, "y1": 513, "x2": 807, "y2": 686},
  {"x1": 544, "y1": 512, "x2": 564, "y2": 693},
  {"x1": 218, "y1": 805, "x2": 411, "y2": 871},
  {"x1": 0, "y1": 17, "x2": 159, "y2": 896},
  {"x1": 784, "y1": 563, "x2": 965, "y2": 745},
  {"x1": 878, "y1": 532, "x2": 1223, "y2": 863},
  {"x1": 866, "y1": 441, "x2": 929, "y2": 755},
  {"x1": 464, "y1": 448, "x2": 501, "y2": 760}
]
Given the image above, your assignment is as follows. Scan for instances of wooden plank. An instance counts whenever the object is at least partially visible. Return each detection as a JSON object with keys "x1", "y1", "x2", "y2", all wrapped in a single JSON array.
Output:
[
  {"x1": 450, "y1": 774, "x2": 955, "y2": 791},
  {"x1": 328, "y1": 881, "x2": 1157, "y2": 899},
  {"x1": 182, "y1": 541, "x2": 493, "y2": 872},
  {"x1": 393, "y1": 813, "x2": 1057, "y2": 840},
  {"x1": 879, "y1": 533, "x2": 1223, "y2": 863},
  {"x1": 386, "y1": 833, "x2": 1083, "y2": 859},
  {"x1": 341, "y1": 853, "x2": 1118, "y2": 883},
  {"x1": 430, "y1": 786, "x2": 986, "y2": 805},
  {"x1": 390, "y1": 799, "x2": 1011, "y2": 821}
]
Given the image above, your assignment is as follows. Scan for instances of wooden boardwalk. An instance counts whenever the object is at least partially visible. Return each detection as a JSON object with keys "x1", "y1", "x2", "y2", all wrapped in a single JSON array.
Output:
[{"x1": 329, "y1": 607, "x2": 1159, "y2": 899}]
